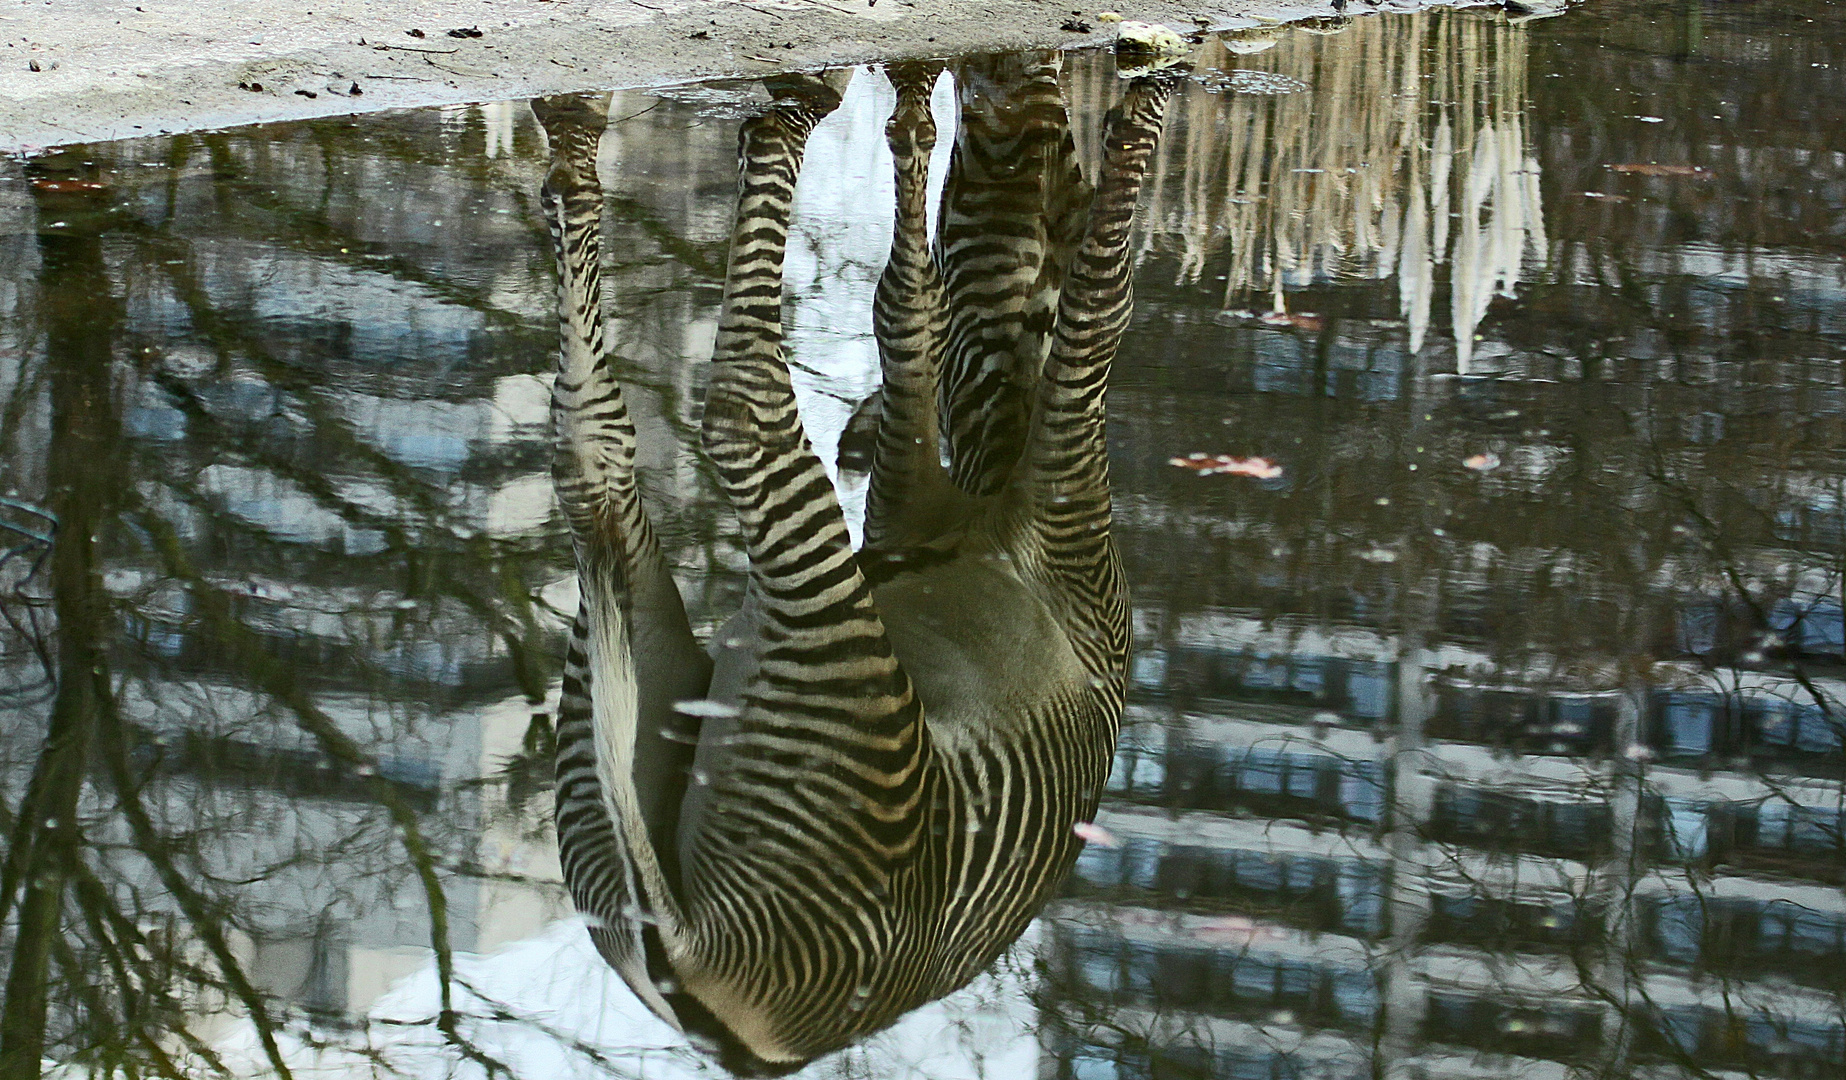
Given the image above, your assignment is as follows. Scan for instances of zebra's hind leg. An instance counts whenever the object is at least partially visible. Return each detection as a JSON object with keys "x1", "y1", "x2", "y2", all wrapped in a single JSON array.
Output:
[
  {"x1": 1009, "y1": 72, "x2": 1184, "y2": 687},
  {"x1": 865, "y1": 62, "x2": 969, "y2": 556},
  {"x1": 534, "y1": 92, "x2": 713, "y2": 1018}
]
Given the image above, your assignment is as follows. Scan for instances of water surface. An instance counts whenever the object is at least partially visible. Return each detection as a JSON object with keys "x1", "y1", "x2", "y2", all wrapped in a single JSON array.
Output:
[{"x1": 2, "y1": 1, "x2": 1845, "y2": 1077}]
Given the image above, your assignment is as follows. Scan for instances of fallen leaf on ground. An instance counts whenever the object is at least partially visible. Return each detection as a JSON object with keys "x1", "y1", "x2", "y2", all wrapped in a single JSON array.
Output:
[{"x1": 1169, "y1": 454, "x2": 1283, "y2": 479}]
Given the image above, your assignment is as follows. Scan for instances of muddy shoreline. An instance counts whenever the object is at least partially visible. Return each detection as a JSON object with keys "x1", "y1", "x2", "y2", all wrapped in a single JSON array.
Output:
[{"x1": 0, "y1": 0, "x2": 1489, "y2": 152}]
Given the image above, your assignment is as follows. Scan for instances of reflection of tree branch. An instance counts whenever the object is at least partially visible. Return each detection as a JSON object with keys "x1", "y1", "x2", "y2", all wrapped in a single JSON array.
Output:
[
  {"x1": 1, "y1": 195, "x2": 126, "y2": 1078},
  {"x1": 131, "y1": 508, "x2": 510, "y2": 1075},
  {"x1": 92, "y1": 684, "x2": 297, "y2": 1080}
]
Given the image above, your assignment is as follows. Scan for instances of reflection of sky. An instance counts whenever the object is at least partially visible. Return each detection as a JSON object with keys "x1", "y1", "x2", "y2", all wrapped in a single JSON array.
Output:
[
  {"x1": 784, "y1": 68, "x2": 957, "y2": 544},
  {"x1": 212, "y1": 916, "x2": 1041, "y2": 1080},
  {"x1": 8, "y1": 7, "x2": 1846, "y2": 1076}
]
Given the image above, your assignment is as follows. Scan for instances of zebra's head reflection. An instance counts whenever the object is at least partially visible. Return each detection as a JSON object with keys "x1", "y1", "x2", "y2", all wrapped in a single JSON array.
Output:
[{"x1": 534, "y1": 50, "x2": 1182, "y2": 1075}]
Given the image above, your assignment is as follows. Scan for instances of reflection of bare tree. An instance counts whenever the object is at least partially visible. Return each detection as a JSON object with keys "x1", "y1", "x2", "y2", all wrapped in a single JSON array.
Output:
[
  {"x1": 1067, "y1": 11, "x2": 1545, "y2": 373},
  {"x1": 0, "y1": 127, "x2": 585, "y2": 1076}
]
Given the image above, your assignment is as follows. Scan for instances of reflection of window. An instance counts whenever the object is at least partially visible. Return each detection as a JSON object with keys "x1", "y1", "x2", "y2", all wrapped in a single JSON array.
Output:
[
  {"x1": 1795, "y1": 706, "x2": 1843, "y2": 754},
  {"x1": 1337, "y1": 863, "x2": 1386, "y2": 934},
  {"x1": 1425, "y1": 992, "x2": 1601, "y2": 1061},
  {"x1": 1231, "y1": 956, "x2": 1276, "y2": 1000},
  {"x1": 1232, "y1": 851, "x2": 1283, "y2": 893},
  {"x1": 1649, "y1": 894, "x2": 1702, "y2": 963},
  {"x1": 1240, "y1": 748, "x2": 1286, "y2": 794},
  {"x1": 1662, "y1": 798, "x2": 1710, "y2": 861},
  {"x1": 1130, "y1": 650, "x2": 1167, "y2": 691},
  {"x1": 1291, "y1": 656, "x2": 1326, "y2": 695},
  {"x1": 1074, "y1": 942, "x2": 1120, "y2": 995},
  {"x1": 1434, "y1": 785, "x2": 1608, "y2": 858},
  {"x1": 1345, "y1": 663, "x2": 1390, "y2": 720},
  {"x1": 1107, "y1": 744, "x2": 1165, "y2": 795},
  {"x1": 1329, "y1": 970, "x2": 1379, "y2": 1024},
  {"x1": 1123, "y1": 838, "x2": 1162, "y2": 890},
  {"x1": 1756, "y1": 802, "x2": 1844, "y2": 856},
  {"x1": 1124, "y1": 942, "x2": 1159, "y2": 994},
  {"x1": 1218, "y1": 1050, "x2": 1272, "y2": 1080},
  {"x1": 1771, "y1": 599, "x2": 1846, "y2": 657},
  {"x1": 1151, "y1": 1046, "x2": 1211, "y2": 1080},
  {"x1": 1243, "y1": 654, "x2": 1290, "y2": 691},
  {"x1": 1338, "y1": 761, "x2": 1386, "y2": 822},
  {"x1": 1074, "y1": 842, "x2": 1123, "y2": 887},
  {"x1": 1658, "y1": 693, "x2": 1717, "y2": 756},
  {"x1": 1654, "y1": 1007, "x2": 1703, "y2": 1055},
  {"x1": 1677, "y1": 602, "x2": 1719, "y2": 655}
]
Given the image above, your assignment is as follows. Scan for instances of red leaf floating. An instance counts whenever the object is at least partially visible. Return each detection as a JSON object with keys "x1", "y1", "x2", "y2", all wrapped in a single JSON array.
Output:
[
  {"x1": 1258, "y1": 310, "x2": 1324, "y2": 331},
  {"x1": 1607, "y1": 163, "x2": 1709, "y2": 177},
  {"x1": 29, "y1": 179, "x2": 106, "y2": 193},
  {"x1": 1168, "y1": 454, "x2": 1283, "y2": 479}
]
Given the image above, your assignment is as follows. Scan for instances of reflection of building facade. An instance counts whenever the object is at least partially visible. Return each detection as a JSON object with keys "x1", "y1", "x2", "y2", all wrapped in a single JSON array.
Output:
[
  {"x1": 1036, "y1": 5, "x2": 1846, "y2": 1080},
  {"x1": 5, "y1": 2, "x2": 1845, "y2": 1075},
  {"x1": 0, "y1": 92, "x2": 752, "y2": 1054}
]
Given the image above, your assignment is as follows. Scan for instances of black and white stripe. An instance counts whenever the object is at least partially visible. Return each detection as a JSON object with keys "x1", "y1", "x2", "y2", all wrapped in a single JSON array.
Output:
[{"x1": 535, "y1": 59, "x2": 1181, "y2": 1077}]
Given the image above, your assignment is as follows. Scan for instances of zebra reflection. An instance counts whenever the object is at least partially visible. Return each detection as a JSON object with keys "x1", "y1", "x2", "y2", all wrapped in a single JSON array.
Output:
[{"x1": 534, "y1": 53, "x2": 1179, "y2": 1076}]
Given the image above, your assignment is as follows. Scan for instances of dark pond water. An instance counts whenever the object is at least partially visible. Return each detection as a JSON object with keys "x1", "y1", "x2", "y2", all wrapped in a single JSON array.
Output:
[{"x1": 3, "y1": 1, "x2": 1845, "y2": 1077}]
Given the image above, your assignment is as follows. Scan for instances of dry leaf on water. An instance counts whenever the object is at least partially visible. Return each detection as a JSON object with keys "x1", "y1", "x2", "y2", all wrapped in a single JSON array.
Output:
[
  {"x1": 1607, "y1": 163, "x2": 1710, "y2": 177},
  {"x1": 1168, "y1": 454, "x2": 1283, "y2": 479}
]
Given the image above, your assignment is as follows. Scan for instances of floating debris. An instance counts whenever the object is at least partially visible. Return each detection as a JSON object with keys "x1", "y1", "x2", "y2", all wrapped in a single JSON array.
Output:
[
  {"x1": 1462, "y1": 452, "x2": 1501, "y2": 472},
  {"x1": 1259, "y1": 309, "x2": 1325, "y2": 331},
  {"x1": 28, "y1": 178, "x2": 105, "y2": 193},
  {"x1": 1194, "y1": 915, "x2": 1277, "y2": 943},
  {"x1": 1195, "y1": 67, "x2": 1309, "y2": 95},
  {"x1": 1607, "y1": 162, "x2": 1709, "y2": 177},
  {"x1": 1169, "y1": 454, "x2": 1283, "y2": 479}
]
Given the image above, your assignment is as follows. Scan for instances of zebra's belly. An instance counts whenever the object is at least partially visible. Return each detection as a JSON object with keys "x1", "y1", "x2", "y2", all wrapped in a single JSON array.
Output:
[{"x1": 872, "y1": 559, "x2": 1092, "y2": 735}]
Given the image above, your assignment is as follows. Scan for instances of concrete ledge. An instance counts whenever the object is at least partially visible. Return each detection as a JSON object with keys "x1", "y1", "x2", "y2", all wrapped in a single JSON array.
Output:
[{"x1": 0, "y1": 0, "x2": 1457, "y2": 152}]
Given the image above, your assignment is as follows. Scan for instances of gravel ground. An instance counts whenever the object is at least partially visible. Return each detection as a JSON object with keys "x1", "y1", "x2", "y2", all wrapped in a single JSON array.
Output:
[{"x1": 0, "y1": 0, "x2": 1435, "y2": 151}]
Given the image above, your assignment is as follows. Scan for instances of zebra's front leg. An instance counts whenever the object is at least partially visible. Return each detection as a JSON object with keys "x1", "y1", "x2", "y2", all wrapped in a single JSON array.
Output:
[
  {"x1": 699, "y1": 77, "x2": 922, "y2": 740},
  {"x1": 865, "y1": 62, "x2": 966, "y2": 555},
  {"x1": 687, "y1": 81, "x2": 930, "y2": 1052},
  {"x1": 534, "y1": 93, "x2": 712, "y2": 1011}
]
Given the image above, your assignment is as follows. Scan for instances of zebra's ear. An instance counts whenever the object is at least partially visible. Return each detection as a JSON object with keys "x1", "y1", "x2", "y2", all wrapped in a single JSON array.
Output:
[{"x1": 585, "y1": 920, "x2": 685, "y2": 1033}]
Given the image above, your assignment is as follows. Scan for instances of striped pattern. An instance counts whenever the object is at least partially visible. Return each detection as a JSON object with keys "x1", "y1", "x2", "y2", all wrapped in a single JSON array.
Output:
[
  {"x1": 936, "y1": 53, "x2": 1092, "y2": 498},
  {"x1": 535, "y1": 63, "x2": 1180, "y2": 1076}
]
